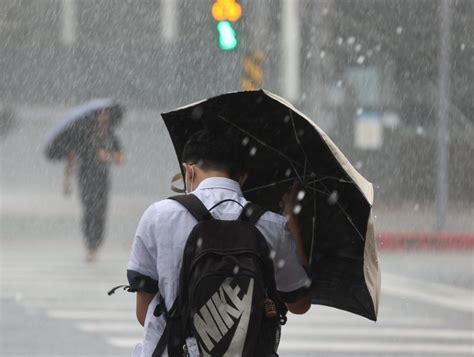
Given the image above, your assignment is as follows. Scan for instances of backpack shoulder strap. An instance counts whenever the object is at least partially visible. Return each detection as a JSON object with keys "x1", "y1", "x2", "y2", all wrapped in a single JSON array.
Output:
[
  {"x1": 239, "y1": 202, "x2": 267, "y2": 225},
  {"x1": 168, "y1": 194, "x2": 213, "y2": 222}
]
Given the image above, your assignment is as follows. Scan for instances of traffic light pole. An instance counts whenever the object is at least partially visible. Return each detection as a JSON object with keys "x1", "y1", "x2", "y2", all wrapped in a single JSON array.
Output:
[{"x1": 281, "y1": 0, "x2": 300, "y2": 102}]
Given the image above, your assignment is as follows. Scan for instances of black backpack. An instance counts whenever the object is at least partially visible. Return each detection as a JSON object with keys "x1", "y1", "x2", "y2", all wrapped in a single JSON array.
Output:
[{"x1": 153, "y1": 194, "x2": 287, "y2": 357}]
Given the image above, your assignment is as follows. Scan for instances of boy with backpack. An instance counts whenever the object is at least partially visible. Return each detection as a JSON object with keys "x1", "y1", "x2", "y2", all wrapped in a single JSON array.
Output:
[{"x1": 127, "y1": 129, "x2": 311, "y2": 356}]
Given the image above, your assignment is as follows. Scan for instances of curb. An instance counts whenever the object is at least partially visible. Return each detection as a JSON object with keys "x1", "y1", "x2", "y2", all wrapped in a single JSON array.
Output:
[{"x1": 377, "y1": 232, "x2": 474, "y2": 251}]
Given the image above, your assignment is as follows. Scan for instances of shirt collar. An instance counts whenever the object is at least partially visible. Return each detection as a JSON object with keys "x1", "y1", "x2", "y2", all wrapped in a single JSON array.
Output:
[{"x1": 193, "y1": 177, "x2": 243, "y2": 195}]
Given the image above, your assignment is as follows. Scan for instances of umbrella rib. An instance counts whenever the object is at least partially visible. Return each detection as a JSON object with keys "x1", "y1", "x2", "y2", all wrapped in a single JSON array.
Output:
[
  {"x1": 216, "y1": 114, "x2": 306, "y2": 180},
  {"x1": 309, "y1": 181, "x2": 317, "y2": 266},
  {"x1": 288, "y1": 109, "x2": 315, "y2": 179},
  {"x1": 243, "y1": 175, "x2": 316, "y2": 194},
  {"x1": 319, "y1": 180, "x2": 367, "y2": 242}
]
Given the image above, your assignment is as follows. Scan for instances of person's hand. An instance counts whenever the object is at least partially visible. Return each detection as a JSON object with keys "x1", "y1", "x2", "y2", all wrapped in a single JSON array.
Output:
[
  {"x1": 97, "y1": 149, "x2": 112, "y2": 162},
  {"x1": 280, "y1": 181, "x2": 301, "y2": 222},
  {"x1": 112, "y1": 153, "x2": 125, "y2": 165}
]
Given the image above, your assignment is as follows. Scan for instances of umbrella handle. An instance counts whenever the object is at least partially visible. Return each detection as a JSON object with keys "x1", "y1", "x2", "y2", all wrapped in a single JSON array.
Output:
[{"x1": 171, "y1": 172, "x2": 186, "y2": 193}]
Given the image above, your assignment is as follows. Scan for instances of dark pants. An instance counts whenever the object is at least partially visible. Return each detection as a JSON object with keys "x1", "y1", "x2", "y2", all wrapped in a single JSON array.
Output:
[{"x1": 78, "y1": 172, "x2": 109, "y2": 252}]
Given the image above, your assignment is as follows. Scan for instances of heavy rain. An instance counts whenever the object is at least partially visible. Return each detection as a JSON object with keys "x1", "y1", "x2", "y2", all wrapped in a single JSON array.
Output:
[{"x1": 0, "y1": 1, "x2": 473, "y2": 356}]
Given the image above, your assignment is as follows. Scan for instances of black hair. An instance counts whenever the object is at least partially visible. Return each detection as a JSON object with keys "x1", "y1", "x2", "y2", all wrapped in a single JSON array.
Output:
[{"x1": 182, "y1": 128, "x2": 248, "y2": 179}]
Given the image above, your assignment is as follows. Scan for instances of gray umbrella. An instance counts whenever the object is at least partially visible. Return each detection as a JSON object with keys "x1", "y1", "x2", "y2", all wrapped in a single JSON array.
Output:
[{"x1": 45, "y1": 98, "x2": 123, "y2": 160}]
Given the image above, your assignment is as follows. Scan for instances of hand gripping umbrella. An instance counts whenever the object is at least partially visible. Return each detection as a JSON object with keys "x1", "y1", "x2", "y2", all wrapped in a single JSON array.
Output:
[
  {"x1": 161, "y1": 89, "x2": 380, "y2": 321},
  {"x1": 45, "y1": 98, "x2": 124, "y2": 160}
]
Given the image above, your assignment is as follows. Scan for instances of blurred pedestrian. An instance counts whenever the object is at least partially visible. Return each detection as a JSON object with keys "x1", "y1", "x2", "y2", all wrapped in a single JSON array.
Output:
[{"x1": 63, "y1": 108, "x2": 124, "y2": 261}]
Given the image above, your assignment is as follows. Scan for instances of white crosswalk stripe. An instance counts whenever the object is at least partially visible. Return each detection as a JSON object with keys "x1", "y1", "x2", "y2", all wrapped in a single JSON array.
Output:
[{"x1": 2, "y1": 248, "x2": 473, "y2": 356}]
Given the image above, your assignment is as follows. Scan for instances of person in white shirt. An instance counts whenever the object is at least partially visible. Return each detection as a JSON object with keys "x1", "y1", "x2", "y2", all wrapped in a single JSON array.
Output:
[{"x1": 127, "y1": 129, "x2": 311, "y2": 356}]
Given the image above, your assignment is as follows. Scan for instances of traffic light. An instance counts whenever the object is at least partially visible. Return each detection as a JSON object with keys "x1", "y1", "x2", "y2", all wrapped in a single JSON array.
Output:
[{"x1": 211, "y1": 0, "x2": 242, "y2": 51}]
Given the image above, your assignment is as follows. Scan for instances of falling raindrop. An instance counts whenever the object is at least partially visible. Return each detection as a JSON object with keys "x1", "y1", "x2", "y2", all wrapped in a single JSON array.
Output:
[
  {"x1": 297, "y1": 129, "x2": 305, "y2": 137},
  {"x1": 460, "y1": 43, "x2": 465, "y2": 51},
  {"x1": 336, "y1": 37, "x2": 344, "y2": 45},
  {"x1": 355, "y1": 44, "x2": 362, "y2": 52},
  {"x1": 355, "y1": 161, "x2": 363, "y2": 170},
  {"x1": 414, "y1": 203, "x2": 420, "y2": 211},
  {"x1": 322, "y1": 7, "x2": 329, "y2": 15},
  {"x1": 249, "y1": 147, "x2": 257, "y2": 156},
  {"x1": 241, "y1": 136, "x2": 249, "y2": 146},
  {"x1": 277, "y1": 259, "x2": 286, "y2": 268},
  {"x1": 375, "y1": 44, "x2": 382, "y2": 52},
  {"x1": 191, "y1": 106, "x2": 203, "y2": 120},
  {"x1": 269, "y1": 250, "x2": 277, "y2": 259},
  {"x1": 320, "y1": 51, "x2": 326, "y2": 59},
  {"x1": 416, "y1": 126, "x2": 424, "y2": 135},
  {"x1": 297, "y1": 190, "x2": 306, "y2": 201},
  {"x1": 283, "y1": 115, "x2": 290, "y2": 123},
  {"x1": 233, "y1": 265, "x2": 240, "y2": 275},
  {"x1": 196, "y1": 237, "x2": 203, "y2": 248},
  {"x1": 327, "y1": 191, "x2": 338, "y2": 205},
  {"x1": 336, "y1": 80, "x2": 343, "y2": 87},
  {"x1": 285, "y1": 168, "x2": 292, "y2": 177},
  {"x1": 306, "y1": 51, "x2": 312, "y2": 59},
  {"x1": 356, "y1": 55, "x2": 365, "y2": 64},
  {"x1": 303, "y1": 277, "x2": 312, "y2": 288},
  {"x1": 396, "y1": 26, "x2": 403, "y2": 35},
  {"x1": 356, "y1": 108, "x2": 364, "y2": 116},
  {"x1": 293, "y1": 204, "x2": 302, "y2": 215},
  {"x1": 367, "y1": 49, "x2": 374, "y2": 57},
  {"x1": 347, "y1": 36, "x2": 356, "y2": 45}
]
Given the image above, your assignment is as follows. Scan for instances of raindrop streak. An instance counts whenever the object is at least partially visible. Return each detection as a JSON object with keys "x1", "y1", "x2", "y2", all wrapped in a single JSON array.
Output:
[
  {"x1": 355, "y1": 161, "x2": 363, "y2": 170},
  {"x1": 336, "y1": 80, "x2": 343, "y2": 87},
  {"x1": 269, "y1": 250, "x2": 276, "y2": 259},
  {"x1": 306, "y1": 52, "x2": 312, "y2": 59},
  {"x1": 320, "y1": 51, "x2": 326, "y2": 59},
  {"x1": 277, "y1": 259, "x2": 286, "y2": 268},
  {"x1": 233, "y1": 265, "x2": 239, "y2": 275},
  {"x1": 414, "y1": 204, "x2": 420, "y2": 211},
  {"x1": 396, "y1": 26, "x2": 403, "y2": 35},
  {"x1": 355, "y1": 44, "x2": 362, "y2": 52},
  {"x1": 241, "y1": 136, "x2": 249, "y2": 146},
  {"x1": 249, "y1": 147, "x2": 257, "y2": 156},
  {"x1": 283, "y1": 115, "x2": 290, "y2": 123},
  {"x1": 285, "y1": 168, "x2": 292, "y2": 177},
  {"x1": 416, "y1": 126, "x2": 424, "y2": 135},
  {"x1": 356, "y1": 56, "x2": 365, "y2": 64},
  {"x1": 196, "y1": 237, "x2": 203, "y2": 248},
  {"x1": 347, "y1": 36, "x2": 356, "y2": 45},
  {"x1": 460, "y1": 43, "x2": 465, "y2": 51},
  {"x1": 327, "y1": 191, "x2": 338, "y2": 205},
  {"x1": 356, "y1": 108, "x2": 364, "y2": 116},
  {"x1": 336, "y1": 37, "x2": 344, "y2": 45}
]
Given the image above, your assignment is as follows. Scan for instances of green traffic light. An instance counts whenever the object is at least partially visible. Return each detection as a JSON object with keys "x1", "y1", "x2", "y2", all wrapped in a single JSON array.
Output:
[{"x1": 217, "y1": 20, "x2": 237, "y2": 51}]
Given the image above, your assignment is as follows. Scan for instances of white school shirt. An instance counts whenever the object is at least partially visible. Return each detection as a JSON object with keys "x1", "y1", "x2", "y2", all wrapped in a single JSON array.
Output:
[{"x1": 127, "y1": 177, "x2": 310, "y2": 357}]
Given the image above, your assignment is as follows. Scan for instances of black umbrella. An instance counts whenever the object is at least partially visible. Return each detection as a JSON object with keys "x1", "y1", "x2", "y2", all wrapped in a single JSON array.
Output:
[
  {"x1": 161, "y1": 89, "x2": 380, "y2": 321},
  {"x1": 45, "y1": 98, "x2": 123, "y2": 160}
]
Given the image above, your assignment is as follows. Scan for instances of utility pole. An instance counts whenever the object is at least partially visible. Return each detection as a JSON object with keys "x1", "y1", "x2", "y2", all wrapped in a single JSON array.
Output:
[
  {"x1": 435, "y1": 0, "x2": 452, "y2": 232},
  {"x1": 161, "y1": 0, "x2": 177, "y2": 43},
  {"x1": 281, "y1": 0, "x2": 300, "y2": 102},
  {"x1": 61, "y1": 0, "x2": 77, "y2": 45}
]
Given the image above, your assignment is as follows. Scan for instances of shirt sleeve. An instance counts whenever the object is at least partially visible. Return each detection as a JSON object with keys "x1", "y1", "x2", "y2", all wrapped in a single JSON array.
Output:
[
  {"x1": 274, "y1": 222, "x2": 312, "y2": 303},
  {"x1": 127, "y1": 204, "x2": 159, "y2": 294}
]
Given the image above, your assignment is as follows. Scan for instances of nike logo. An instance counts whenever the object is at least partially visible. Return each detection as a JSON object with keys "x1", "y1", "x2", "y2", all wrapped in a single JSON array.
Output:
[{"x1": 193, "y1": 277, "x2": 254, "y2": 355}]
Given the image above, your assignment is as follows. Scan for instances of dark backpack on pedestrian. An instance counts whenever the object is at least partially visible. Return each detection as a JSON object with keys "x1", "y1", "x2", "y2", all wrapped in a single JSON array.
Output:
[{"x1": 153, "y1": 194, "x2": 287, "y2": 357}]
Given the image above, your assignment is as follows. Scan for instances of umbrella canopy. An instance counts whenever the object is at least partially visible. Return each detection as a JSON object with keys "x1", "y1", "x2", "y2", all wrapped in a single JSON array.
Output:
[
  {"x1": 45, "y1": 98, "x2": 123, "y2": 160},
  {"x1": 161, "y1": 89, "x2": 380, "y2": 321}
]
